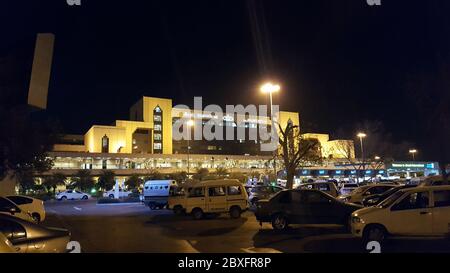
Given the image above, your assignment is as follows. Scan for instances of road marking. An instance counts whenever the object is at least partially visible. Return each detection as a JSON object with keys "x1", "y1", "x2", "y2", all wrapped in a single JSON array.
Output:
[
  {"x1": 73, "y1": 206, "x2": 82, "y2": 211},
  {"x1": 241, "y1": 247, "x2": 282, "y2": 253}
]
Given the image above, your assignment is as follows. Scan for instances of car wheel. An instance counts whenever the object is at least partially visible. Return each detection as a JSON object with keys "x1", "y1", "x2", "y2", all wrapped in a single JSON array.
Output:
[
  {"x1": 149, "y1": 203, "x2": 156, "y2": 210},
  {"x1": 60, "y1": 196, "x2": 67, "y2": 201},
  {"x1": 82, "y1": 195, "x2": 88, "y2": 200},
  {"x1": 109, "y1": 194, "x2": 114, "y2": 199},
  {"x1": 229, "y1": 206, "x2": 241, "y2": 219},
  {"x1": 363, "y1": 225, "x2": 386, "y2": 243},
  {"x1": 192, "y1": 208, "x2": 204, "y2": 220},
  {"x1": 31, "y1": 213, "x2": 41, "y2": 223},
  {"x1": 271, "y1": 214, "x2": 288, "y2": 230}
]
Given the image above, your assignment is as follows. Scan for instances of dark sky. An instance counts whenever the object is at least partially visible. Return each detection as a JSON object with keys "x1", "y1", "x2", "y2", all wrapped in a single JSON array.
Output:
[{"x1": 1, "y1": 0, "x2": 449, "y2": 160}]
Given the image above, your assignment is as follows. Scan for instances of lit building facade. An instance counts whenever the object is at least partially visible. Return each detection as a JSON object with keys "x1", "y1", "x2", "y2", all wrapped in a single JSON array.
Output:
[{"x1": 49, "y1": 96, "x2": 356, "y2": 177}]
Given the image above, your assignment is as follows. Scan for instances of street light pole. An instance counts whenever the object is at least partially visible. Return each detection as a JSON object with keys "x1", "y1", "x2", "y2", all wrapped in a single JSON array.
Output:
[
  {"x1": 186, "y1": 120, "x2": 194, "y2": 175},
  {"x1": 409, "y1": 149, "x2": 417, "y2": 161},
  {"x1": 261, "y1": 82, "x2": 281, "y2": 183},
  {"x1": 357, "y1": 132, "x2": 367, "y2": 183}
]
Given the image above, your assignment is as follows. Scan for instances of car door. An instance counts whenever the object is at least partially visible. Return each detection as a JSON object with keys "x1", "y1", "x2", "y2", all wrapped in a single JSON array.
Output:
[
  {"x1": 0, "y1": 218, "x2": 28, "y2": 253},
  {"x1": 283, "y1": 191, "x2": 309, "y2": 224},
  {"x1": 302, "y1": 191, "x2": 336, "y2": 224},
  {"x1": 65, "y1": 190, "x2": 73, "y2": 199},
  {"x1": 431, "y1": 189, "x2": 450, "y2": 235},
  {"x1": 186, "y1": 187, "x2": 206, "y2": 212},
  {"x1": 388, "y1": 190, "x2": 433, "y2": 236},
  {"x1": 207, "y1": 186, "x2": 227, "y2": 212}
]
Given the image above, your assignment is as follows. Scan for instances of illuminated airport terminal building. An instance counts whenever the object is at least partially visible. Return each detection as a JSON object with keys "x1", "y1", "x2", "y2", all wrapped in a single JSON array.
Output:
[{"x1": 48, "y1": 96, "x2": 362, "y2": 178}]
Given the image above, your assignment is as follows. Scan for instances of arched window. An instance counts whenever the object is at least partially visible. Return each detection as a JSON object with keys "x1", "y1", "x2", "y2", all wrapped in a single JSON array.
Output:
[
  {"x1": 101, "y1": 135, "x2": 109, "y2": 153},
  {"x1": 153, "y1": 106, "x2": 163, "y2": 154}
]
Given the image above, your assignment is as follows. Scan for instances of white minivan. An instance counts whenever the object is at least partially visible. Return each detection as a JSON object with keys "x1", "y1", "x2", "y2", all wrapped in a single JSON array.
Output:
[
  {"x1": 168, "y1": 179, "x2": 249, "y2": 220},
  {"x1": 351, "y1": 185, "x2": 450, "y2": 242},
  {"x1": 143, "y1": 180, "x2": 178, "y2": 209}
]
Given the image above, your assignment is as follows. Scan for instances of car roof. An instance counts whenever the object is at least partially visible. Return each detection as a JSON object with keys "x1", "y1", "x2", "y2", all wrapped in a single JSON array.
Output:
[
  {"x1": 195, "y1": 179, "x2": 242, "y2": 187},
  {"x1": 399, "y1": 185, "x2": 450, "y2": 193}
]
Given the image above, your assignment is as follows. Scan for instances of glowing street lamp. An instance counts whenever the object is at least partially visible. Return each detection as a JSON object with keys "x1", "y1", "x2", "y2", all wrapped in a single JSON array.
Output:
[
  {"x1": 260, "y1": 82, "x2": 281, "y2": 118},
  {"x1": 186, "y1": 120, "x2": 194, "y2": 174},
  {"x1": 409, "y1": 149, "x2": 418, "y2": 161}
]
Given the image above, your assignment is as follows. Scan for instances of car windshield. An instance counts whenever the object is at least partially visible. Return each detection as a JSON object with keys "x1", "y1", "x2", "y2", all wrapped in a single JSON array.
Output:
[
  {"x1": 377, "y1": 191, "x2": 404, "y2": 208},
  {"x1": 379, "y1": 186, "x2": 401, "y2": 198},
  {"x1": 352, "y1": 186, "x2": 369, "y2": 194}
]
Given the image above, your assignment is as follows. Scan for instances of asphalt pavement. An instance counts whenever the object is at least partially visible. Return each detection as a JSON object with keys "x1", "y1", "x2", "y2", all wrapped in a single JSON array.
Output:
[{"x1": 43, "y1": 199, "x2": 450, "y2": 253}]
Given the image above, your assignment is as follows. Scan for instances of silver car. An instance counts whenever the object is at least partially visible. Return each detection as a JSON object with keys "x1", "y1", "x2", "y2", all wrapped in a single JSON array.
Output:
[
  {"x1": 247, "y1": 185, "x2": 283, "y2": 205},
  {"x1": 0, "y1": 214, "x2": 71, "y2": 253}
]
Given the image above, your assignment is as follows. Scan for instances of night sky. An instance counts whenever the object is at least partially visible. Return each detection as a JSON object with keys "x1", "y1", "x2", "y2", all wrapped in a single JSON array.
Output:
[{"x1": 1, "y1": 0, "x2": 449, "y2": 160}]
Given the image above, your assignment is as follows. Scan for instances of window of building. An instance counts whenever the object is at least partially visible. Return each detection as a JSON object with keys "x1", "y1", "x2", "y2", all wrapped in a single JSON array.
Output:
[
  {"x1": 154, "y1": 134, "x2": 162, "y2": 141},
  {"x1": 101, "y1": 135, "x2": 109, "y2": 153},
  {"x1": 207, "y1": 145, "x2": 217, "y2": 151},
  {"x1": 154, "y1": 115, "x2": 162, "y2": 122},
  {"x1": 154, "y1": 143, "x2": 162, "y2": 150},
  {"x1": 154, "y1": 124, "x2": 162, "y2": 131}
]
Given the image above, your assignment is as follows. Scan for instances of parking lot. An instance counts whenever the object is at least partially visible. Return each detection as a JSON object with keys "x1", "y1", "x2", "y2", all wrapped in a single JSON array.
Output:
[{"x1": 43, "y1": 199, "x2": 450, "y2": 253}]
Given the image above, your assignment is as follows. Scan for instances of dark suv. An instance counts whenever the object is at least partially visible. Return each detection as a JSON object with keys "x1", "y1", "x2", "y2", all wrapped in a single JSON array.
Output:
[{"x1": 255, "y1": 189, "x2": 362, "y2": 230}]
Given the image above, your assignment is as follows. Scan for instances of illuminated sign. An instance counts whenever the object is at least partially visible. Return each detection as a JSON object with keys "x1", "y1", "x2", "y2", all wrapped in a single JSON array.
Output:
[
  {"x1": 335, "y1": 170, "x2": 342, "y2": 175},
  {"x1": 392, "y1": 163, "x2": 425, "y2": 168},
  {"x1": 319, "y1": 170, "x2": 326, "y2": 175}
]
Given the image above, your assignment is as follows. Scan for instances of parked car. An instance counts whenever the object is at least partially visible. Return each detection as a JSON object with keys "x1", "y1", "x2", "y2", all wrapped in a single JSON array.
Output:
[
  {"x1": 351, "y1": 185, "x2": 450, "y2": 243},
  {"x1": 362, "y1": 185, "x2": 416, "y2": 206},
  {"x1": 55, "y1": 190, "x2": 91, "y2": 201},
  {"x1": 418, "y1": 176, "x2": 450, "y2": 187},
  {"x1": 255, "y1": 189, "x2": 362, "y2": 230},
  {"x1": 0, "y1": 214, "x2": 71, "y2": 253},
  {"x1": 297, "y1": 182, "x2": 339, "y2": 197},
  {"x1": 5, "y1": 195, "x2": 46, "y2": 223},
  {"x1": 0, "y1": 232, "x2": 15, "y2": 253},
  {"x1": 0, "y1": 197, "x2": 35, "y2": 223},
  {"x1": 339, "y1": 183, "x2": 359, "y2": 195},
  {"x1": 167, "y1": 179, "x2": 249, "y2": 219},
  {"x1": 248, "y1": 185, "x2": 283, "y2": 205},
  {"x1": 103, "y1": 188, "x2": 132, "y2": 199},
  {"x1": 338, "y1": 184, "x2": 396, "y2": 205}
]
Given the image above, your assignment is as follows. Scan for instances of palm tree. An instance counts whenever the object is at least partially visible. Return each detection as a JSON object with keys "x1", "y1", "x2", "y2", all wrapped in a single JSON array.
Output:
[
  {"x1": 97, "y1": 170, "x2": 115, "y2": 191},
  {"x1": 144, "y1": 169, "x2": 164, "y2": 181},
  {"x1": 43, "y1": 173, "x2": 67, "y2": 195},
  {"x1": 125, "y1": 174, "x2": 143, "y2": 190},
  {"x1": 215, "y1": 167, "x2": 229, "y2": 178},
  {"x1": 193, "y1": 168, "x2": 209, "y2": 181},
  {"x1": 71, "y1": 170, "x2": 95, "y2": 192}
]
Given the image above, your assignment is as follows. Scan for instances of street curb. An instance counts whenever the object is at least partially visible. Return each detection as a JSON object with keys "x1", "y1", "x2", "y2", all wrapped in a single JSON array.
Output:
[{"x1": 96, "y1": 202, "x2": 145, "y2": 206}]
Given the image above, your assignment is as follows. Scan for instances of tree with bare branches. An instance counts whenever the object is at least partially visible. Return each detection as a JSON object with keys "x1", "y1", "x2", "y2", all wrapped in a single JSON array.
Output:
[{"x1": 278, "y1": 121, "x2": 322, "y2": 189}]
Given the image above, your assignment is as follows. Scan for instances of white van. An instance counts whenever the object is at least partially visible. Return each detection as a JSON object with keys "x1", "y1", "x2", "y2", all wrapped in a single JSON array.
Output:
[
  {"x1": 167, "y1": 179, "x2": 249, "y2": 220},
  {"x1": 351, "y1": 185, "x2": 450, "y2": 242},
  {"x1": 143, "y1": 180, "x2": 178, "y2": 209}
]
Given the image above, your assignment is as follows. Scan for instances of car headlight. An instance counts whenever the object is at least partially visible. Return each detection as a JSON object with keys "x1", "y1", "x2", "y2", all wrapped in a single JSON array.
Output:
[{"x1": 351, "y1": 216, "x2": 364, "y2": 224}]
